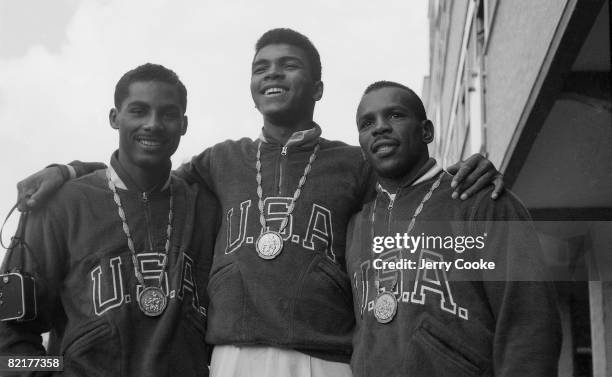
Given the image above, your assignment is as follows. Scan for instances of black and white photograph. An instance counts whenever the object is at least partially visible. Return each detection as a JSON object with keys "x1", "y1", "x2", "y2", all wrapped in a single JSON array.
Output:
[{"x1": 0, "y1": 0, "x2": 610, "y2": 376}]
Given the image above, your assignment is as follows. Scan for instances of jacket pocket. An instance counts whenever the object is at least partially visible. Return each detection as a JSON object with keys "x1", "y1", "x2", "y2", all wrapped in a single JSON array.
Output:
[
  {"x1": 409, "y1": 315, "x2": 491, "y2": 377},
  {"x1": 61, "y1": 320, "x2": 121, "y2": 377},
  {"x1": 206, "y1": 263, "x2": 245, "y2": 341},
  {"x1": 207, "y1": 263, "x2": 238, "y2": 296},
  {"x1": 314, "y1": 256, "x2": 353, "y2": 306},
  {"x1": 292, "y1": 255, "x2": 354, "y2": 347},
  {"x1": 167, "y1": 312, "x2": 210, "y2": 376},
  {"x1": 184, "y1": 310, "x2": 207, "y2": 338}
]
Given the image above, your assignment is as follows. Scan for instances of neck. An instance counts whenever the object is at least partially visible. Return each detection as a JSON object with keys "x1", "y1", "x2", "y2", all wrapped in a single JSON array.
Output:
[
  {"x1": 117, "y1": 153, "x2": 171, "y2": 192},
  {"x1": 262, "y1": 113, "x2": 314, "y2": 145},
  {"x1": 379, "y1": 155, "x2": 432, "y2": 192}
]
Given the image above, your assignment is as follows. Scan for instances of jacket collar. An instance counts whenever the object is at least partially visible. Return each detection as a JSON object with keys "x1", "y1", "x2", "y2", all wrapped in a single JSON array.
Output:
[
  {"x1": 258, "y1": 123, "x2": 322, "y2": 149},
  {"x1": 376, "y1": 158, "x2": 443, "y2": 199},
  {"x1": 108, "y1": 150, "x2": 171, "y2": 192}
]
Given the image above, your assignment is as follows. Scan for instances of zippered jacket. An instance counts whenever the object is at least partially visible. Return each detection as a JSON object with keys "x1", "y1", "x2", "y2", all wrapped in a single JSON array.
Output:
[
  {"x1": 346, "y1": 168, "x2": 561, "y2": 377},
  {"x1": 0, "y1": 152, "x2": 219, "y2": 377},
  {"x1": 178, "y1": 124, "x2": 374, "y2": 362}
]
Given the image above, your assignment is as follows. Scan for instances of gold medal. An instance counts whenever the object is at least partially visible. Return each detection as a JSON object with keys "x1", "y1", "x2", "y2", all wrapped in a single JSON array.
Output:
[
  {"x1": 255, "y1": 230, "x2": 284, "y2": 259},
  {"x1": 138, "y1": 286, "x2": 167, "y2": 317},
  {"x1": 374, "y1": 291, "x2": 397, "y2": 324},
  {"x1": 255, "y1": 141, "x2": 319, "y2": 260}
]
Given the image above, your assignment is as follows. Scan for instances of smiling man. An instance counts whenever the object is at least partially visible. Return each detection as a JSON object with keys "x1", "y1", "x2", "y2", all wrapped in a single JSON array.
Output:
[
  {"x1": 0, "y1": 64, "x2": 218, "y2": 376},
  {"x1": 180, "y1": 29, "x2": 506, "y2": 377},
  {"x1": 13, "y1": 29, "x2": 505, "y2": 377},
  {"x1": 346, "y1": 81, "x2": 561, "y2": 377}
]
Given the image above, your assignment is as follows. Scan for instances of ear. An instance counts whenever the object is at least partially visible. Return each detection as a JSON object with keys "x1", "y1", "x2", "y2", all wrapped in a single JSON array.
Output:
[
  {"x1": 109, "y1": 108, "x2": 119, "y2": 130},
  {"x1": 181, "y1": 115, "x2": 188, "y2": 136},
  {"x1": 312, "y1": 81, "x2": 324, "y2": 102},
  {"x1": 422, "y1": 120, "x2": 434, "y2": 144}
]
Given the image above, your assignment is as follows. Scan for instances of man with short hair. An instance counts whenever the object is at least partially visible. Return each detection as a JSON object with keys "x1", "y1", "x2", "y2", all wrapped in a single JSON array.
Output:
[
  {"x1": 0, "y1": 63, "x2": 218, "y2": 376},
  {"x1": 346, "y1": 81, "x2": 561, "y2": 377},
  {"x1": 15, "y1": 30, "x2": 504, "y2": 377},
  {"x1": 181, "y1": 29, "x2": 504, "y2": 377}
]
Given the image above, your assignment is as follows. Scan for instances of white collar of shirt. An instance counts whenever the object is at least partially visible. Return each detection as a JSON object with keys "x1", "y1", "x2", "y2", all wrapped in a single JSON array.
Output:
[
  {"x1": 377, "y1": 159, "x2": 443, "y2": 201},
  {"x1": 106, "y1": 165, "x2": 171, "y2": 192}
]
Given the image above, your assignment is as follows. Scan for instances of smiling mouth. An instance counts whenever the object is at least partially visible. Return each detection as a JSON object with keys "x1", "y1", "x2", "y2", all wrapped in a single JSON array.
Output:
[
  {"x1": 263, "y1": 87, "x2": 287, "y2": 96},
  {"x1": 135, "y1": 136, "x2": 165, "y2": 148},
  {"x1": 371, "y1": 141, "x2": 399, "y2": 157}
]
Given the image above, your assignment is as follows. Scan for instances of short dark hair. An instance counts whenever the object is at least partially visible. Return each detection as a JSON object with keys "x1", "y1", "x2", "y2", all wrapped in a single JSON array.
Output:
[
  {"x1": 364, "y1": 81, "x2": 426, "y2": 121},
  {"x1": 255, "y1": 28, "x2": 322, "y2": 82},
  {"x1": 114, "y1": 63, "x2": 187, "y2": 112}
]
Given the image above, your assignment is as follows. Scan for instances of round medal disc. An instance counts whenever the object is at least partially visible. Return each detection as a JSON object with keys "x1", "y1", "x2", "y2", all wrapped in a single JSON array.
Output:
[
  {"x1": 256, "y1": 231, "x2": 284, "y2": 259},
  {"x1": 138, "y1": 287, "x2": 167, "y2": 317},
  {"x1": 374, "y1": 291, "x2": 397, "y2": 324}
]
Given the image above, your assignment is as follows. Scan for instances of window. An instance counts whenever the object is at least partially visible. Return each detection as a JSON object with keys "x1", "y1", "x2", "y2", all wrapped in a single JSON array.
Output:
[{"x1": 442, "y1": 0, "x2": 487, "y2": 165}]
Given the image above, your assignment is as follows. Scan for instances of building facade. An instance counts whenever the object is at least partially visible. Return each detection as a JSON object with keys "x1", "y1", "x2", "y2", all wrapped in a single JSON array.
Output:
[{"x1": 423, "y1": 0, "x2": 611, "y2": 376}]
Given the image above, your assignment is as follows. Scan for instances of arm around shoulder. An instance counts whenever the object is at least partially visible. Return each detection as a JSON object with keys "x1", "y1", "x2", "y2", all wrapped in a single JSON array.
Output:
[
  {"x1": 174, "y1": 147, "x2": 216, "y2": 193},
  {"x1": 16, "y1": 160, "x2": 105, "y2": 212}
]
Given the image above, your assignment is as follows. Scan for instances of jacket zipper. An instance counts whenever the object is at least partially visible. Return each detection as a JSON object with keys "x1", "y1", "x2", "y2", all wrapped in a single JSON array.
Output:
[
  {"x1": 386, "y1": 190, "x2": 399, "y2": 235},
  {"x1": 141, "y1": 191, "x2": 155, "y2": 251},
  {"x1": 387, "y1": 197, "x2": 393, "y2": 235},
  {"x1": 278, "y1": 146, "x2": 288, "y2": 195}
]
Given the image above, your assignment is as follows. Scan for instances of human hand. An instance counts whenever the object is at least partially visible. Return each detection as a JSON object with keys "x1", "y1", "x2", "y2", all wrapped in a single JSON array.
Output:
[
  {"x1": 446, "y1": 154, "x2": 504, "y2": 200},
  {"x1": 16, "y1": 166, "x2": 67, "y2": 211}
]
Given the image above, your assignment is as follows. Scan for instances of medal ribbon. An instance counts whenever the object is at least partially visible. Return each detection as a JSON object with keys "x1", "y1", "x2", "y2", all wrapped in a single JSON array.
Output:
[
  {"x1": 371, "y1": 171, "x2": 445, "y2": 293},
  {"x1": 255, "y1": 141, "x2": 320, "y2": 233},
  {"x1": 106, "y1": 169, "x2": 173, "y2": 289}
]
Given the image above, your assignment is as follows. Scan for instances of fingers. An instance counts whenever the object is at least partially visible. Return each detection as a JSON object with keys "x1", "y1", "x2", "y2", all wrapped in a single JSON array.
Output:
[
  {"x1": 26, "y1": 185, "x2": 48, "y2": 210},
  {"x1": 453, "y1": 161, "x2": 493, "y2": 198},
  {"x1": 27, "y1": 167, "x2": 67, "y2": 209},
  {"x1": 17, "y1": 189, "x2": 39, "y2": 211},
  {"x1": 16, "y1": 181, "x2": 37, "y2": 212},
  {"x1": 454, "y1": 171, "x2": 496, "y2": 200},
  {"x1": 491, "y1": 173, "x2": 505, "y2": 200},
  {"x1": 450, "y1": 154, "x2": 483, "y2": 189},
  {"x1": 446, "y1": 162, "x2": 460, "y2": 176},
  {"x1": 15, "y1": 166, "x2": 65, "y2": 211}
]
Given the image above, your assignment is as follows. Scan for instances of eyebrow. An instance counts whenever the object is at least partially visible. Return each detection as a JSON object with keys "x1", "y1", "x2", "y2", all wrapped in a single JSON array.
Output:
[
  {"x1": 357, "y1": 104, "x2": 411, "y2": 119},
  {"x1": 252, "y1": 55, "x2": 305, "y2": 67},
  {"x1": 357, "y1": 112, "x2": 374, "y2": 122},
  {"x1": 125, "y1": 101, "x2": 150, "y2": 109},
  {"x1": 125, "y1": 101, "x2": 181, "y2": 111}
]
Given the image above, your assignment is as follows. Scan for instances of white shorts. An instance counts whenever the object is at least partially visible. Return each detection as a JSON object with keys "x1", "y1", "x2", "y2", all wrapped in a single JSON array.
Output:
[{"x1": 210, "y1": 345, "x2": 353, "y2": 377}]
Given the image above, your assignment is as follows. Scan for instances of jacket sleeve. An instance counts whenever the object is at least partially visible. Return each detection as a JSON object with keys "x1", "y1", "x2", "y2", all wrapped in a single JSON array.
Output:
[
  {"x1": 0, "y1": 206, "x2": 67, "y2": 361},
  {"x1": 66, "y1": 160, "x2": 107, "y2": 178},
  {"x1": 191, "y1": 183, "x2": 221, "y2": 303},
  {"x1": 472, "y1": 192, "x2": 561, "y2": 377},
  {"x1": 174, "y1": 147, "x2": 215, "y2": 193},
  {"x1": 356, "y1": 159, "x2": 377, "y2": 207},
  {"x1": 68, "y1": 148, "x2": 216, "y2": 191}
]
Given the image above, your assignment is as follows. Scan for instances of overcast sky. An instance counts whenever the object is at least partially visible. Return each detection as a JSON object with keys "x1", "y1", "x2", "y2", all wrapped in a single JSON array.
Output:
[{"x1": 0, "y1": 0, "x2": 429, "y2": 254}]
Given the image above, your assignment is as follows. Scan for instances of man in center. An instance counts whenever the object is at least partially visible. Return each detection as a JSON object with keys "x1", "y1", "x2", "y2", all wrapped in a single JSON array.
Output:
[{"x1": 180, "y1": 29, "x2": 504, "y2": 376}]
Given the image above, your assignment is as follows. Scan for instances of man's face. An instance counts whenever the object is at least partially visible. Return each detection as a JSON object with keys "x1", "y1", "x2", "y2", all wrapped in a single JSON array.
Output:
[
  {"x1": 250, "y1": 43, "x2": 322, "y2": 121},
  {"x1": 357, "y1": 87, "x2": 432, "y2": 178},
  {"x1": 110, "y1": 81, "x2": 187, "y2": 168}
]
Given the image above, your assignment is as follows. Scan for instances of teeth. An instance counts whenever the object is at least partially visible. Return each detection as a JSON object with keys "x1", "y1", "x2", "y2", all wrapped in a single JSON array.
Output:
[
  {"x1": 264, "y1": 87, "x2": 286, "y2": 96},
  {"x1": 137, "y1": 138, "x2": 162, "y2": 147},
  {"x1": 375, "y1": 145, "x2": 396, "y2": 154}
]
